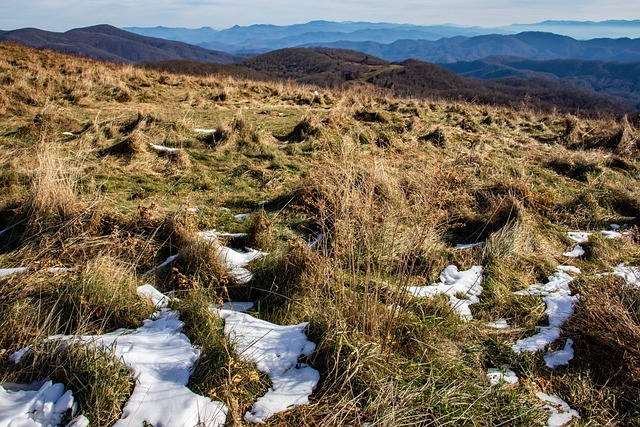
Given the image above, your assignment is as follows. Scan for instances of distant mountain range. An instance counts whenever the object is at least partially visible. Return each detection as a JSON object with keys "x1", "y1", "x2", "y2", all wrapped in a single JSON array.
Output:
[
  {"x1": 123, "y1": 20, "x2": 640, "y2": 54},
  {"x1": 307, "y1": 32, "x2": 640, "y2": 63},
  {"x1": 0, "y1": 24, "x2": 239, "y2": 64}
]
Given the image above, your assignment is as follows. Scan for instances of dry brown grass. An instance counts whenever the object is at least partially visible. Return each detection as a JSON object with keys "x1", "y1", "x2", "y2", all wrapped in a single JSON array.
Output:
[{"x1": 2, "y1": 41, "x2": 640, "y2": 425}]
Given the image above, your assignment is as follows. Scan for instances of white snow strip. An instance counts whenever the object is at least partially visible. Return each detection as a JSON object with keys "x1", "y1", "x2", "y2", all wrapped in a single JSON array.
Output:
[
  {"x1": 612, "y1": 264, "x2": 640, "y2": 287},
  {"x1": 610, "y1": 224, "x2": 621, "y2": 230},
  {"x1": 142, "y1": 253, "x2": 179, "y2": 276},
  {"x1": 198, "y1": 230, "x2": 266, "y2": 284},
  {"x1": 149, "y1": 143, "x2": 180, "y2": 153},
  {"x1": 536, "y1": 392, "x2": 580, "y2": 427},
  {"x1": 557, "y1": 265, "x2": 581, "y2": 274},
  {"x1": 567, "y1": 232, "x2": 590, "y2": 243},
  {"x1": 0, "y1": 267, "x2": 28, "y2": 278},
  {"x1": 219, "y1": 310, "x2": 319, "y2": 424},
  {"x1": 562, "y1": 245, "x2": 584, "y2": 258},
  {"x1": 213, "y1": 302, "x2": 255, "y2": 313},
  {"x1": 10, "y1": 286, "x2": 227, "y2": 426},
  {"x1": 455, "y1": 241, "x2": 484, "y2": 249},
  {"x1": 137, "y1": 284, "x2": 171, "y2": 309},
  {"x1": 487, "y1": 365, "x2": 518, "y2": 385},
  {"x1": 201, "y1": 229, "x2": 248, "y2": 239},
  {"x1": 308, "y1": 233, "x2": 325, "y2": 249},
  {"x1": 487, "y1": 319, "x2": 510, "y2": 329},
  {"x1": 235, "y1": 213, "x2": 251, "y2": 221},
  {"x1": 600, "y1": 230, "x2": 623, "y2": 239},
  {"x1": 195, "y1": 128, "x2": 217, "y2": 133},
  {"x1": 544, "y1": 339, "x2": 574, "y2": 369},
  {"x1": 406, "y1": 265, "x2": 483, "y2": 321},
  {"x1": 62, "y1": 131, "x2": 74, "y2": 136},
  {"x1": 512, "y1": 269, "x2": 579, "y2": 356},
  {"x1": 47, "y1": 267, "x2": 74, "y2": 273},
  {"x1": 8, "y1": 346, "x2": 31, "y2": 364},
  {"x1": 0, "y1": 380, "x2": 88, "y2": 427}
]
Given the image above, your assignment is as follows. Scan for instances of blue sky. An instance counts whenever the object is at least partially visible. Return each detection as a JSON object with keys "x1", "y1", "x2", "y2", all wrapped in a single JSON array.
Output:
[{"x1": 0, "y1": 0, "x2": 638, "y2": 31}]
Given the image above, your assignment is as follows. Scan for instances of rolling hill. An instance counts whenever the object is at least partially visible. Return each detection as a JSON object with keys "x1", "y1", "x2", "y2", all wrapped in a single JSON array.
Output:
[
  {"x1": 441, "y1": 56, "x2": 640, "y2": 108},
  {"x1": 233, "y1": 48, "x2": 635, "y2": 115},
  {"x1": 0, "y1": 24, "x2": 239, "y2": 64}
]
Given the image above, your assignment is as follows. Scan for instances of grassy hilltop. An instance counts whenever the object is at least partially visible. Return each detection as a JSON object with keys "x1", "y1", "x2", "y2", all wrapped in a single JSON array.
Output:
[{"x1": 0, "y1": 42, "x2": 639, "y2": 425}]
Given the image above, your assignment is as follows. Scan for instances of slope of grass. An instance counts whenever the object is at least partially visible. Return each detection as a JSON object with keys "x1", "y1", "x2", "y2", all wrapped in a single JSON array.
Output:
[{"x1": 0, "y1": 42, "x2": 639, "y2": 426}]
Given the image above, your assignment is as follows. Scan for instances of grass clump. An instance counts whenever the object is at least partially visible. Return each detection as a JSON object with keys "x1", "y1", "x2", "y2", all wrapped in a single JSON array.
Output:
[{"x1": 1, "y1": 343, "x2": 134, "y2": 426}]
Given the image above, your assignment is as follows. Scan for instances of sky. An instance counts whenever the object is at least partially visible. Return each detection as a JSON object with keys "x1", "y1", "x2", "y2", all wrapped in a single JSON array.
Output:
[{"x1": 0, "y1": 0, "x2": 638, "y2": 32}]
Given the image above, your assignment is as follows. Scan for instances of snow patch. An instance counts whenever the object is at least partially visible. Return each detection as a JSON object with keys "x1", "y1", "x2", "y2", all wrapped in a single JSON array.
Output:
[
  {"x1": 0, "y1": 380, "x2": 88, "y2": 427},
  {"x1": 455, "y1": 241, "x2": 484, "y2": 249},
  {"x1": 235, "y1": 213, "x2": 251, "y2": 221},
  {"x1": 10, "y1": 286, "x2": 227, "y2": 426},
  {"x1": 512, "y1": 269, "x2": 579, "y2": 360},
  {"x1": 0, "y1": 267, "x2": 28, "y2": 278},
  {"x1": 198, "y1": 230, "x2": 266, "y2": 284},
  {"x1": 214, "y1": 301, "x2": 254, "y2": 312},
  {"x1": 308, "y1": 233, "x2": 325, "y2": 249},
  {"x1": 487, "y1": 365, "x2": 518, "y2": 385},
  {"x1": 137, "y1": 284, "x2": 171, "y2": 309},
  {"x1": 219, "y1": 310, "x2": 319, "y2": 423},
  {"x1": 142, "y1": 253, "x2": 178, "y2": 276},
  {"x1": 567, "y1": 232, "x2": 590, "y2": 243},
  {"x1": 543, "y1": 338, "x2": 574, "y2": 369},
  {"x1": 195, "y1": 128, "x2": 217, "y2": 133},
  {"x1": 149, "y1": 143, "x2": 180, "y2": 153},
  {"x1": 600, "y1": 230, "x2": 623, "y2": 239},
  {"x1": 612, "y1": 264, "x2": 640, "y2": 287},
  {"x1": 536, "y1": 392, "x2": 580, "y2": 427},
  {"x1": 487, "y1": 318, "x2": 510, "y2": 329},
  {"x1": 406, "y1": 265, "x2": 483, "y2": 321},
  {"x1": 562, "y1": 245, "x2": 584, "y2": 258}
]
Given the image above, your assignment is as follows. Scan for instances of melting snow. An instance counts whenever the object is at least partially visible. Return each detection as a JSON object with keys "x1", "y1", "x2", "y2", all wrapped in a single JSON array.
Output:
[
  {"x1": 600, "y1": 230, "x2": 623, "y2": 239},
  {"x1": 612, "y1": 264, "x2": 640, "y2": 287},
  {"x1": 543, "y1": 339, "x2": 574, "y2": 369},
  {"x1": 512, "y1": 268, "x2": 579, "y2": 360},
  {"x1": 198, "y1": 230, "x2": 266, "y2": 284},
  {"x1": 487, "y1": 365, "x2": 518, "y2": 385},
  {"x1": 62, "y1": 131, "x2": 74, "y2": 136},
  {"x1": 8, "y1": 286, "x2": 227, "y2": 427},
  {"x1": 0, "y1": 267, "x2": 28, "y2": 278},
  {"x1": 487, "y1": 318, "x2": 510, "y2": 329},
  {"x1": 195, "y1": 128, "x2": 217, "y2": 133},
  {"x1": 455, "y1": 241, "x2": 484, "y2": 249},
  {"x1": 0, "y1": 380, "x2": 88, "y2": 427},
  {"x1": 137, "y1": 284, "x2": 171, "y2": 308},
  {"x1": 142, "y1": 253, "x2": 178, "y2": 276},
  {"x1": 562, "y1": 245, "x2": 584, "y2": 258},
  {"x1": 406, "y1": 265, "x2": 483, "y2": 321},
  {"x1": 219, "y1": 310, "x2": 319, "y2": 423},
  {"x1": 149, "y1": 143, "x2": 180, "y2": 153},
  {"x1": 235, "y1": 213, "x2": 251, "y2": 221},
  {"x1": 568, "y1": 229, "x2": 627, "y2": 245},
  {"x1": 308, "y1": 233, "x2": 325, "y2": 249},
  {"x1": 537, "y1": 392, "x2": 580, "y2": 427},
  {"x1": 567, "y1": 232, "x2": 590, "y2": 244}
]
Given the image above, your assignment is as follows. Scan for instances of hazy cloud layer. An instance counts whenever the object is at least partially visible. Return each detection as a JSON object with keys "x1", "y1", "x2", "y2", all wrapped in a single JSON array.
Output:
[{"x1": 0, "y1": 0, "x2": 637, "y2": 31}]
